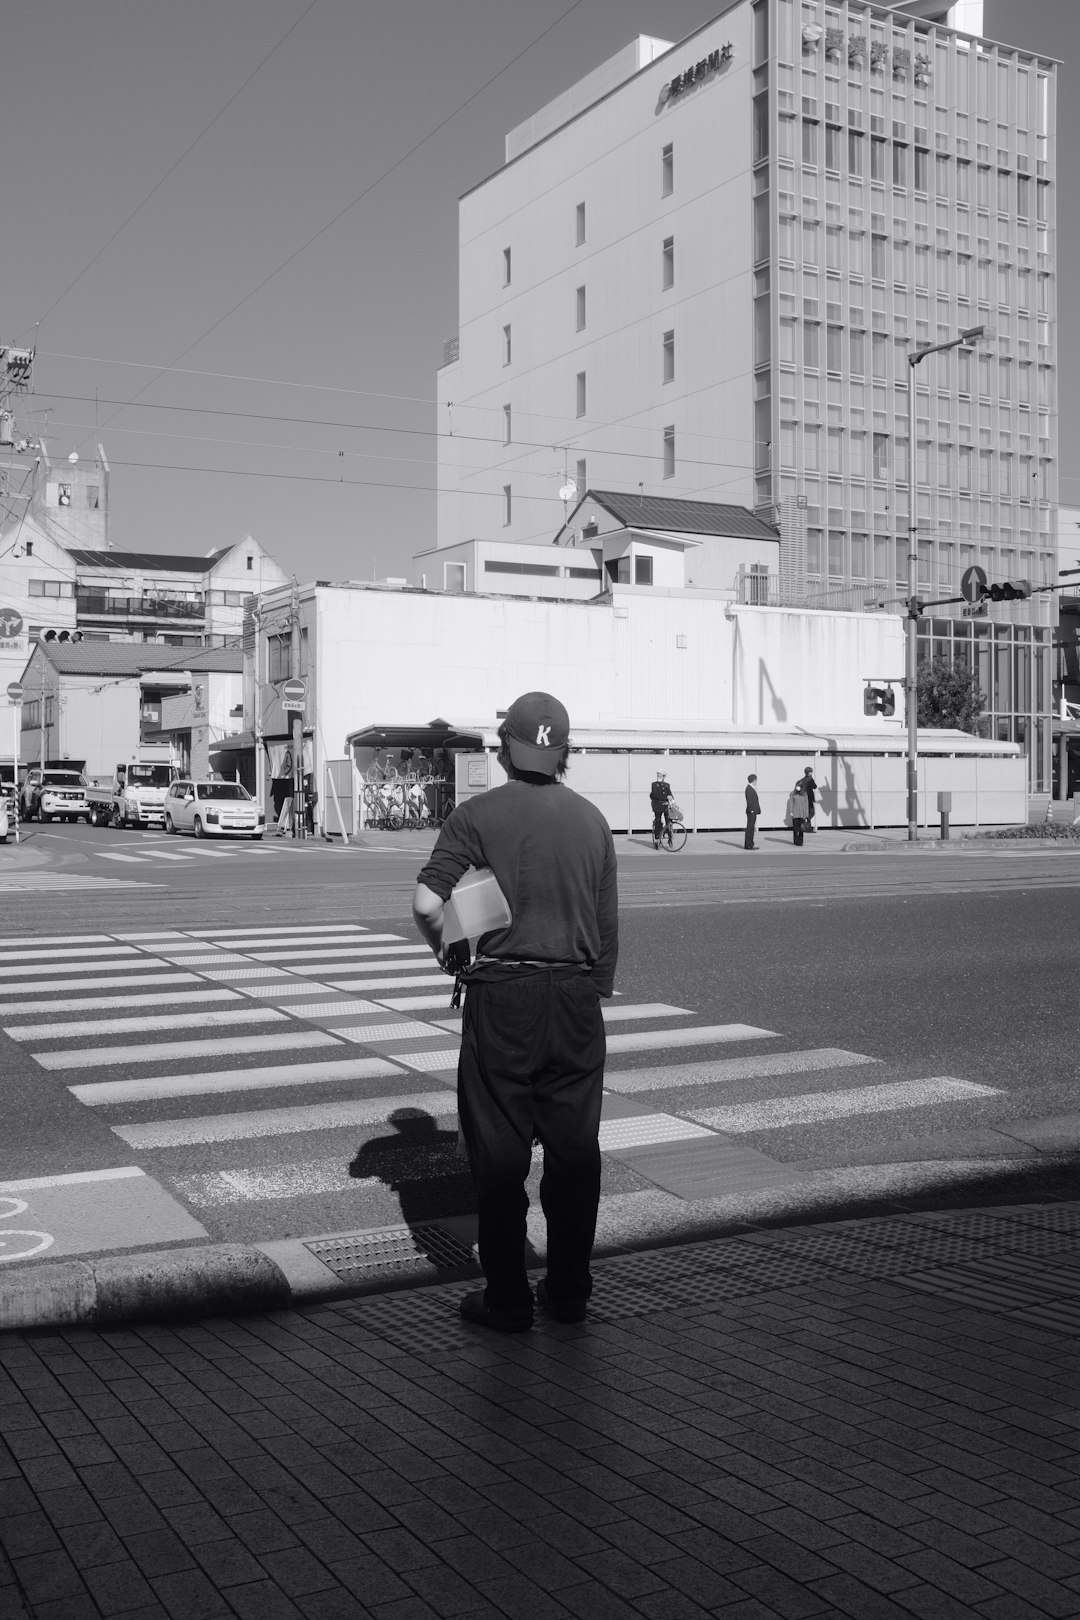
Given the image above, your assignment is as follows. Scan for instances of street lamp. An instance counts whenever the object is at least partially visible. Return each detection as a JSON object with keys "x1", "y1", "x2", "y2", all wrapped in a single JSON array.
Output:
[{"x1": 903, "y1": 323, "x2": 995, "y2": 841}]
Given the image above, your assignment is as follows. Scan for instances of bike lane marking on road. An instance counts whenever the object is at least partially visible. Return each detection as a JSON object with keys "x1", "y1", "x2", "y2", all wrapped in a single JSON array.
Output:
[{"x1": 0, "y1": 1166, "x2": 207, "y2": 1259}]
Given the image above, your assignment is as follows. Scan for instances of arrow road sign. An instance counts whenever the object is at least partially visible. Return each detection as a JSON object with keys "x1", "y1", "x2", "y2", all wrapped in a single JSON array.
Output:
[{"x1": 961, "y1": 565, "x2": 988, "y2": 604}]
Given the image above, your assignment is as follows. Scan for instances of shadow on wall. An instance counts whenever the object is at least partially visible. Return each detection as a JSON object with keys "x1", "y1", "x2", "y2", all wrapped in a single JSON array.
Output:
[
  {"x1": 758, "y1": 658, "x2": 787, "y2": 724},
  {"x1": 820, "y1": 741, "x2": 870, "y2": 826}
]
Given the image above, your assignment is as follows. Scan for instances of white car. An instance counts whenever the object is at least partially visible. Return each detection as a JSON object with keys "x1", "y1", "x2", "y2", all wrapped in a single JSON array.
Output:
[{"x1": 163, "y1": 780, "x2": 265, "y2": 840}]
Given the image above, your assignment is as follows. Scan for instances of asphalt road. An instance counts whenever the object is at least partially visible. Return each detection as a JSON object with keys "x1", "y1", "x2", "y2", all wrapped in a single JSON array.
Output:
[{"x1": 1, "y1": 820, "x2": 1079, "y2": 1275}]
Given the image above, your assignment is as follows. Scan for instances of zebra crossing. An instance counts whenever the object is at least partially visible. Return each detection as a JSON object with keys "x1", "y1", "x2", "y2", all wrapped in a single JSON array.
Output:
[{"x1": 0, "y1": 921, "x2": 1002, "y2": 1246}]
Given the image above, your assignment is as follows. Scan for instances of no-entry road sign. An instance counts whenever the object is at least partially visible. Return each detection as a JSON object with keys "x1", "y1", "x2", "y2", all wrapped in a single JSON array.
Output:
[
  {"x1": 6, "y1": 682, "x2": 23, "y2": 702},
  {"x1": 281, "y1": 678, "x2": 306, "y2": 713}
]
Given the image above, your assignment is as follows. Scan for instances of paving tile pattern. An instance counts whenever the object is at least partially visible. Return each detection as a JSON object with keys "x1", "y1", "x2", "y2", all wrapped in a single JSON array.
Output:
[{"x1": 3, "y1": 1207, "x2": 1080, "y2": 1618}]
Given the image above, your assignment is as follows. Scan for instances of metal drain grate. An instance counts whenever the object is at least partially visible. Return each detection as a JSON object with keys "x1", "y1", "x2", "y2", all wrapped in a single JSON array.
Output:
[{"x1": 308, "y1": 1224, "x2": 477, "y2": 1277}]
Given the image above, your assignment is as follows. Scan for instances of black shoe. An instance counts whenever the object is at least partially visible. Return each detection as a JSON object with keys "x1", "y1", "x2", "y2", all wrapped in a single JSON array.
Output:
[
  {"x1": 458, "y1": 1288, "x2": 533, "y2": 1333},
  {"x1": 537, "y1": 1279, "x2": 587, "y2": 1324}
]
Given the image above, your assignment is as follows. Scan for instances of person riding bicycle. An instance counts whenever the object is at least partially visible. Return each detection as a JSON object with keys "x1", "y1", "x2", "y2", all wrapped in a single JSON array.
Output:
[{"x1": 650, "y1": 771, "x2": 674, "y2": 846}]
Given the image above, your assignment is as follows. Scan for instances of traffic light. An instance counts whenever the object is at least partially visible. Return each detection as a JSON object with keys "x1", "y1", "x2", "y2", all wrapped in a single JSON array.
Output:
[
  {"x1": 983, "y1": 578, "x2": 1031, "y2": 602},
  {"x1": 863, "y1": 684, "x2": 896, "y2": 716}
]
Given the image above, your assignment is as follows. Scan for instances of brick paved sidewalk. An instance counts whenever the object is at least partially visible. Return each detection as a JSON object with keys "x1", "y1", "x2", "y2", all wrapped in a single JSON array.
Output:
[{"x1": 3, "y1": 1205, "x2": 1080, "y2": 1620}]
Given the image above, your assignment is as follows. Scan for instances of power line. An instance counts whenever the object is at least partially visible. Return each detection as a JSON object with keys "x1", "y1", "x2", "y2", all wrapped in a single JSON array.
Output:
[
  {"x1": 31, "y1": 0, "x2": 324, "y2": 338},
  {"x1": 78, "y1": 0, "x2": 591, "y2": 455}
]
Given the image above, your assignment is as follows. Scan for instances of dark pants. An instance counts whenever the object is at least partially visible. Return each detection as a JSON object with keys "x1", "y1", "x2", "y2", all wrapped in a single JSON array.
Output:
[
  {"x1": 457, "y1": 969, "x2": 606, "y2": 1311},
  {"x1": 793, "y1": 817, "x2": 804, "y2": 846},
  {"x1": 744, "y1": 811, "x2": 757, "y2": 849}
]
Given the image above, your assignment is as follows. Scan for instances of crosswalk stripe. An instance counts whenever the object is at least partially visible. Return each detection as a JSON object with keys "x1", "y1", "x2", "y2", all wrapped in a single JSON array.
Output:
[
  {"x1": 172, "y1": 1163, "x2": 360, "y2": 1205},
  {"x1": 326, "y1": 973, "x2": 445, "y2": 991},
  {"x1": 96, "y1": 852, "x2": 152, "y2": 863},
  {"x1": 393, "y1": 1049, "x2": 461, "y2": 1071},
  {"x1": 598, "y1": 1115, "x2": 715, "y2": 1150},
  {"x1": 146, "y1": 852, "x2": 198, "y2": 861},
  {"x1": 112, "y1": 1090, "x2": 456, "y2": 1148},
  {"x1": 0, "y1": 944, "x2": 140, "y2": 961},
  {"x1": 7, "y1": 1007, "x2": 287, "y2": 1041},
  {"x1": 33, "y1": 1031, "x2": 344, "y2": 1070},
  {"x1": 425, "y1": 1003, "x2": 692, "y2": 1033},
  {"x1": 70, "y1": 1056, "x2": 404, "y2": 1106},
  {"x1": 364, "y1": 993, "x2": 455, "y2": 1012},
  {"x1": 0, "y1": 934, "x2": 115, "y2": 947},
  {"x1": 0, "y1": 989, "x2": 242, "y2": 1017},
  {"x1": 605, "y1": 1023, "x2": 778, "y2": 1055},
  {"x1": 246, "y1": 945, "x2": 430, "y2": 962},
  {"x1": 0, "y1": 972, "x2": 203, "y2": 996},
  {"x1": 217, "y1": 934, "x2": 406, "y2": 951},
  {"x1": 199, "y1": 925, "x2": 368, "y2": 938},
  {"x1": 333, "y1": 1019, "x2": 445, "y2": 1044},
  {"x1": 114, "y1": 932, "x2": 191, "y2": 941},
  {"x1": 689, "y1": 1077, "x2": 1001, "y2": 1133},
  {"x1": 606, "y1": 1048, "x2": 879, "y2": 1093},
  {"x1": 0, "y1": 957, "x2": 173, "y2": 979}
]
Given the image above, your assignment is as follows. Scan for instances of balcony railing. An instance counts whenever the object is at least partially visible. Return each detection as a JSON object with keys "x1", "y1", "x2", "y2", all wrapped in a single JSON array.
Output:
[
  {"x1": 735, "y1": 569, "x2": 892, "y2": 613},
  {"x1": 77, "y1": 594, "x2": 205, "y2": 621}
]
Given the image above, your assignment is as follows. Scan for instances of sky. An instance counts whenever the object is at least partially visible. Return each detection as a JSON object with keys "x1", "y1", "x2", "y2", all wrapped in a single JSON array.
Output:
[{"x1": 2, "y1": 0, "x2": 1077, "y2": 583}]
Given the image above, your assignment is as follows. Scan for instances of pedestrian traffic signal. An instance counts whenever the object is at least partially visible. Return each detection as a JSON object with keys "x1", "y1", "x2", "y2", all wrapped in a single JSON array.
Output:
[
  {"x1": 863, "y1": 684, "x2": 896, "y2": 716},
  {"x1": 982, "y1": 577, "x2": 1031, "y2": 602}
]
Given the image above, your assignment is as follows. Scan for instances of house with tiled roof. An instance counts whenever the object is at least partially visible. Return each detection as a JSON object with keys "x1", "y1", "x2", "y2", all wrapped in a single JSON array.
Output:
[
  {"x1": 552, "y1": 490, "x2": 779, "y2": 593},
  {"x1": 17, "y1": 640, "x2": 244, "y2": 779}
]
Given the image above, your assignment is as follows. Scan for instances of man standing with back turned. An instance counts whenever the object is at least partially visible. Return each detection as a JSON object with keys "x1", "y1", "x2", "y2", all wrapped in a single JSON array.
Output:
[{"x1": 413, "y1": 693, "x2": 618, "y2": 1332}]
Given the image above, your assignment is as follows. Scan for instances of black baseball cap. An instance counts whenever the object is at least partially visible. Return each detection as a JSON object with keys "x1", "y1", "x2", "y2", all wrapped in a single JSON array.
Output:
[{"x1": 502, "y1": 691, "x2": 569, "y2": 776}]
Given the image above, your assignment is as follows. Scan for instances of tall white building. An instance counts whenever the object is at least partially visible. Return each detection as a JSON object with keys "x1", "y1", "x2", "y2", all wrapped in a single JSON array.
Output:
[{"x1": 436, "y1": 0, "x2": 1057, "y2": 629}]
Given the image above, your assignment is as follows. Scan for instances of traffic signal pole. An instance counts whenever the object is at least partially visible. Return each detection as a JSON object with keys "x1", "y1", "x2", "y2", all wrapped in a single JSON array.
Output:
[{"x1": 904, "y1": 324, "x2": 992, "y2": 843}]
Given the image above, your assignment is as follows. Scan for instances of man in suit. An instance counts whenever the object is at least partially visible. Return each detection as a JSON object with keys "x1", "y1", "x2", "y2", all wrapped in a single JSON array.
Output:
[
  {"x1": 799, "y1": 766, "x2": 819, "y2": 832},
  {"x1": 744, "y1": 774, "x2": 761, "y2": 850}
]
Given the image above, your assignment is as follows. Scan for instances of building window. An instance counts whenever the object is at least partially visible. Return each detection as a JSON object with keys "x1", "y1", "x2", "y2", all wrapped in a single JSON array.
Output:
[
  {"x1": 662, "y1": 237, "x2": 674, "y2": 290},
  {"x1": 575, "y1": 459, "x2": 586, "y2": 498},
  {"x1": 502, "y1": 246, "x2": 511, "y2": 286},
  {"x1": 57, "y1": 483, "x2": 72, "y2": 507},
  {"x1": 503, "y1": 485, "x2": 512, "y2": 526},
  {"x1": 661, "y1": 143, "x2": 673, "y2": 196},
  {"x1": 503, "y1": 404, "x2": 512, "y2": 445},
  {"x1": 892, "y1": 144, "x2": 907, "y2": 187},
  {"x1": 445, "y1": 562, "x2": 467, "y2": 593},
  {"x1": 663, "y1": 425, "x2": 675, "y2": 479},
  {"x1": 575, "y1": 201, "x2": 585, "y2": 245},
  {"x1": 575, "y1": 372, "x2": 586, "y2": 418},
  {"x1": 576, "y1": 285, "x2": 586, "y2": 331},
  {"x1": 662, "y1": 330, "x2": 674, "y2": 383},
  {"x1": 635, "y1": 556, "x2": 653, "y2": 586},
  {"x1": 246, "y1": 556, "x2": 253, "y2": 571},
  {"x1": 267, "y1": 632, "x2": 290, "y2": 683},
  {"x1": 86, "y1": 485, "x2": 100, "y2": 509},
  {"x1": 872, "y1": 433, "x2": 889, "y2": 480},
  {"x1": 502, "y1": 324, "x2": 511, "y2": 366}
]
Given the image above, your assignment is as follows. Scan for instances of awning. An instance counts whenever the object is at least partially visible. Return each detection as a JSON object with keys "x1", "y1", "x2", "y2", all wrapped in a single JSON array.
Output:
[
  {"x1": 345, "y1": 719, "x2": 485, "y2": 752},
  {"x1": 209, "y1": 730, "x2": 255, "y2": 754}
]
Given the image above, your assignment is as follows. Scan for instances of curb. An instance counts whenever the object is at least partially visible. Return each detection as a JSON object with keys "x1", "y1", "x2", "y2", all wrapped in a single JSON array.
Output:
[
  {"x1": 0, "y1": 1244, "x2": 293, "y2": 1333},
  {"x1": 5, "y1": 1112, "x2": 1080, "y2": 1333}
]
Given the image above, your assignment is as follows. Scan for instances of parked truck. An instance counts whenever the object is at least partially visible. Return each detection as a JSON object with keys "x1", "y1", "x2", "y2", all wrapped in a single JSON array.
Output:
[{"x1": 86, "y1": 761, "x2": 177, "y2": 828}]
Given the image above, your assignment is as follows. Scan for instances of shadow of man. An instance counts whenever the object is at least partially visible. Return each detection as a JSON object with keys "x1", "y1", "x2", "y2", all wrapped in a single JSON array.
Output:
[{"x1": 349, "y1": 1107, "x2": 477, "y2": 1264}]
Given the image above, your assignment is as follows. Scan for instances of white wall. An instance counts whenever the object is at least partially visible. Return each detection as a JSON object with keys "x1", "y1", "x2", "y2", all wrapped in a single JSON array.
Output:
[
  {"x1": 60, "y1": 679, "x2": 140, "y2": 778},
  {"x1": 440, "y1": 7, "x2": 756, "y2": 548}
]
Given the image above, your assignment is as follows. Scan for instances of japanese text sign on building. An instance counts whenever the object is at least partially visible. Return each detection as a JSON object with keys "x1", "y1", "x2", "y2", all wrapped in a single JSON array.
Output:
[{"x1": 659, "y1": 42, "x2": 733, "y2": 103}]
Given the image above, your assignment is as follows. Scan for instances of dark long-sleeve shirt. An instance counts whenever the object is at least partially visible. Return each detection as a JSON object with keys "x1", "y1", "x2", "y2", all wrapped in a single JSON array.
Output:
[
  {"x1": 745, "y1": 785, "x2": 760, "y2": 815},
  {"x1": 417, "y1": 780, "x2": 619, "y2": 996}
]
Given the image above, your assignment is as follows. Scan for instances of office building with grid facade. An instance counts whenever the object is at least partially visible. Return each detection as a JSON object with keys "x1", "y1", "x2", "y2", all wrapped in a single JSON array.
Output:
[{"x1": 436, "y1": 0, "x2": 1056, "y2": 786}]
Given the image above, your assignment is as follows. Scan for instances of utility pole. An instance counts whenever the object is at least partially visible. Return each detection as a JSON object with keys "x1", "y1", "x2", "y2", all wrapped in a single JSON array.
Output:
[{"x1": 289, "y1": 578, "x2": 305, "y2": 839}]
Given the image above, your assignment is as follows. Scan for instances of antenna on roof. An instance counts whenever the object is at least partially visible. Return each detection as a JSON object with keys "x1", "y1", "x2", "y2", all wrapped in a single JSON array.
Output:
[{"x1": 638, "y1": 481, "x2": 644, "y2": 511}]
